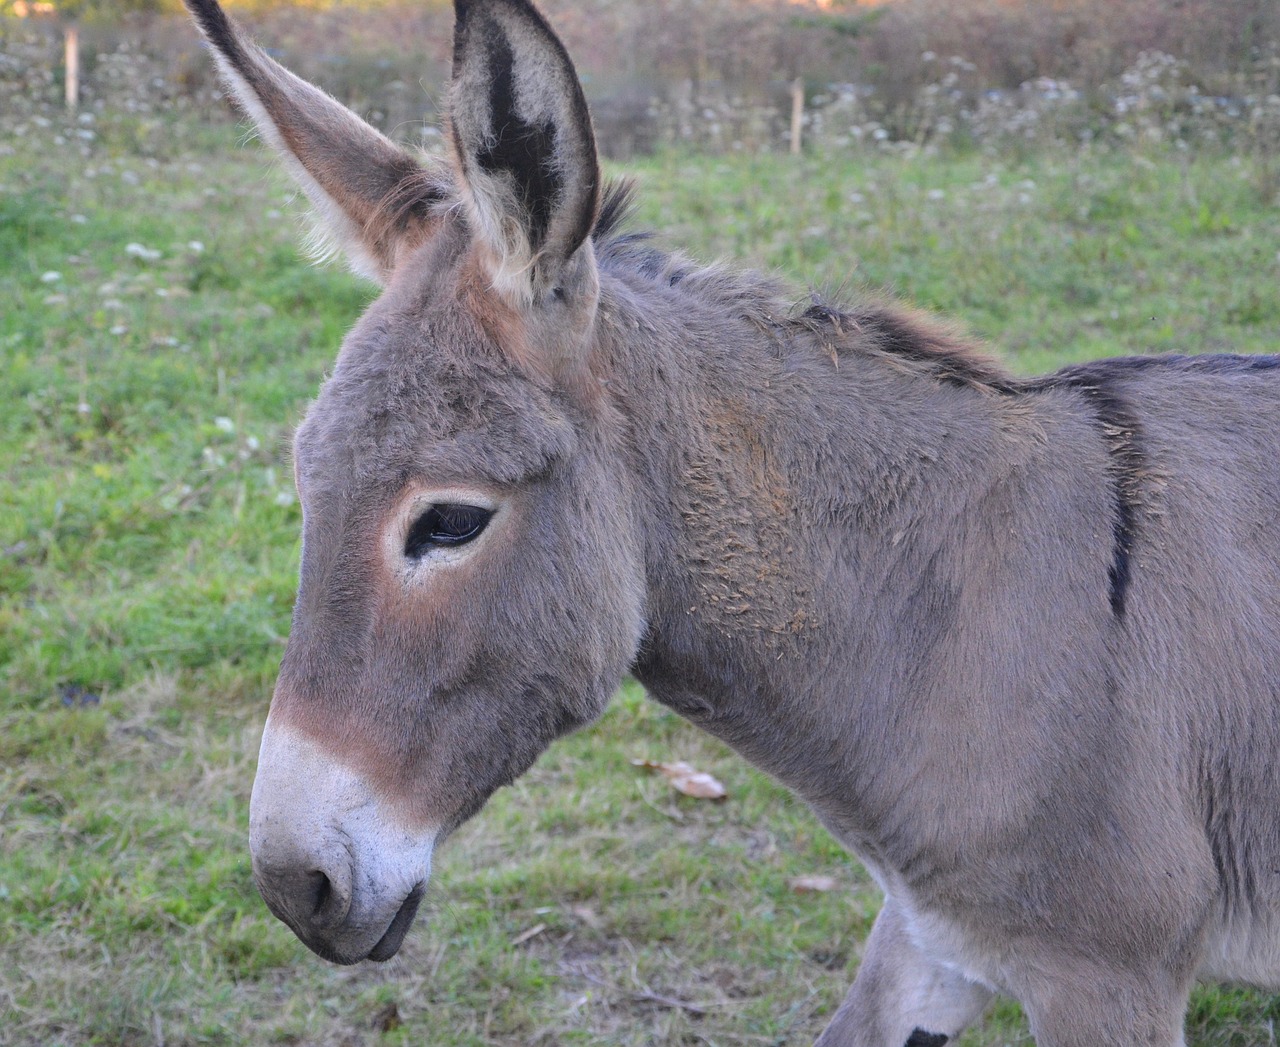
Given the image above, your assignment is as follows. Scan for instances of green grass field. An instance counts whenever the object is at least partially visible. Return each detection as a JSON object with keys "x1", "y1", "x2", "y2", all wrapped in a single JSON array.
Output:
[{"x1": 4, "y1": 110, "x2": 1280, "y2": 1045}]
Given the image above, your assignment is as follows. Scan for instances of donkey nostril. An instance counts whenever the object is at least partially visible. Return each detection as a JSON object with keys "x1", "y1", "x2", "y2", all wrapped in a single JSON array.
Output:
[
  {"x1": 253, "y1": 857, "x2": 353, "y2": 935},
  {"x1": 308, "y1": 870, "x2": 332, "y2": 917}
]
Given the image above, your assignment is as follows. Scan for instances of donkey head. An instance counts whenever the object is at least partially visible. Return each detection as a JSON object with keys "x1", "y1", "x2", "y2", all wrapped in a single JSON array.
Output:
[{"x1": 186, "y1": 0, "x2": 647, "y2": 963}]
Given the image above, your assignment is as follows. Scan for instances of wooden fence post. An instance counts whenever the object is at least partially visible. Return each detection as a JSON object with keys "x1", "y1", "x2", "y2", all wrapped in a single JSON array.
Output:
[
  {"x1": 789, "y1": 77, "x2": 803, "y2": 156},
  {"x1": 65, "y1": 23, "x2": 79, "y2": 110}
]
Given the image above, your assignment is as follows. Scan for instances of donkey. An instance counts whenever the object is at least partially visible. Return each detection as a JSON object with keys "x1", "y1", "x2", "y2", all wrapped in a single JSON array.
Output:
[{"x1": 185, "y1": 0, "x2": 1280, "y2": 1043}]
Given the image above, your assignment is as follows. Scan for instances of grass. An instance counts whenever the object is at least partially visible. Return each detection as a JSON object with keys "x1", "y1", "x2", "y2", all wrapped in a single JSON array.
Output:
[{"x1": 4, "y1": 107, "x2": 1280, "y2": 1045}]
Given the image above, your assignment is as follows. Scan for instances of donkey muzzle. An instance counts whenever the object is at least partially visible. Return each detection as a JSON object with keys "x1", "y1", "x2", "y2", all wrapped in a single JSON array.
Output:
[{"x1": 249, "y1": 719, "x2": 436, "y2": 964}]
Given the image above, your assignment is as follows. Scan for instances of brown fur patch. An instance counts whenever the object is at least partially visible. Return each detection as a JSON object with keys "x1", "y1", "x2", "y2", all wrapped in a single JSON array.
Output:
[
  {"x1": 457, "y1": 251, "x2": 543, "y2": 380},
  {"x1": 673, "y1": 397, "x2": 819, "y2": 645}
]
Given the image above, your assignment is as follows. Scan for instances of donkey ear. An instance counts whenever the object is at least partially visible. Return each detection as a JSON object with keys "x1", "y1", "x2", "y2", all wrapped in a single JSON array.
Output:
[
  {"x1": 449, "y1": 0, "x2": 601, "y2": 303},
  {"x1": 184, "y1": 0, "x2": 446, "y2": 284}
]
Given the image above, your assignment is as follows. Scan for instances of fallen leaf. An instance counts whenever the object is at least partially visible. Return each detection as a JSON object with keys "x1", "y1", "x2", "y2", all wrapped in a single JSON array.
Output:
[
  {"x1": 789, "y1": 874, "x2": 838, "y2": 893},
  {"x1": 372, "y1": 1001, "x2": 401, "y2": 1033},
  {"x1": 631, "y1": 758, "x2": 727, "y2": 800}
]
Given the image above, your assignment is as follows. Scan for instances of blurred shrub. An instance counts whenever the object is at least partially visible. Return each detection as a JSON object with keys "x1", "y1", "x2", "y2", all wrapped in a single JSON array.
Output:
[{"x1": 2, "y1": 0, "x2": 1278, "y2": 161}]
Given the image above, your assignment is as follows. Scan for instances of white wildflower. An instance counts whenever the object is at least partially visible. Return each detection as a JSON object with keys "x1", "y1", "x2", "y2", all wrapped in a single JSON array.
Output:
[
  {"x1": 40, "y1": 271, "x2": 62, "y2": 283},
  {"x1": 214, "y1": 416, "x2": 235, "y2": 433}
]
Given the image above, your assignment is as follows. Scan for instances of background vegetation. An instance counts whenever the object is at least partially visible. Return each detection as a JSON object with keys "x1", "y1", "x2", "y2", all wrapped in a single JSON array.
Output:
[
  {"x1": 4, "y1": 0, "x2": 1280, "y2": 156},
  {"x1": 4, "y1": 1, "x2": 1280, "y2": 1044}
]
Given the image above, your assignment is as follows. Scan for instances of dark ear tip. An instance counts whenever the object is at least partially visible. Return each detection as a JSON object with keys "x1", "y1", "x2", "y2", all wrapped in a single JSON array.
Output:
[
  {"x1": 183, "y1": 0, "x2": 240, "y2": 56},
  {"x1": 453, "y1": 0, "x2": 495, "y2": 27},
  {"x1": 183, "y1": 0, "x2": 223, "y2": 27},
  {"x1": 455, "y1": 0, "x2": 545, "y2": 27}
]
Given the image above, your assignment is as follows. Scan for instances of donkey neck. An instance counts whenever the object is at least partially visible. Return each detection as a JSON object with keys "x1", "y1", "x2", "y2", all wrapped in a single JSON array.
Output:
[{"x1": 594, "y1": 262, "x2": 1079, "y2": 843}]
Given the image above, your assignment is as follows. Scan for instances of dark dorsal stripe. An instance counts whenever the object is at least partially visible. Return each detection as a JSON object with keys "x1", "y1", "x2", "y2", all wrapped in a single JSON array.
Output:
[
  {"x1": 1032, "y1": 362, "x2": 1146, "y2": 619},
  {"x1": 1026, "y1": 352, "x2": 1280, "y2": 619}
]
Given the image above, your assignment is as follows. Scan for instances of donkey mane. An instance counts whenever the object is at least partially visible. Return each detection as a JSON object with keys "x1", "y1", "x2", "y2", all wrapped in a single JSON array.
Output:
[
  {"x1": 592, "y1": 179, "x2": 1018, "y2": 397},
  {"x1": 354, "y1": 171, "x2": 1015, "y2": 398}
]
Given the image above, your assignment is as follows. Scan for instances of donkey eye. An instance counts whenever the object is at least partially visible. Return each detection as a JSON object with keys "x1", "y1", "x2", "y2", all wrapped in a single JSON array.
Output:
[{"x1": 405, "y1": 503, "x2": 492, "y2": 558}]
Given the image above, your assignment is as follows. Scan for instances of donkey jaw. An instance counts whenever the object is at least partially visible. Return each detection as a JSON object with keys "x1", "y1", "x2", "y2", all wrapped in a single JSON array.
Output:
[{"x1": 249, "y1": 720, "x2": 437, "y2": 964}]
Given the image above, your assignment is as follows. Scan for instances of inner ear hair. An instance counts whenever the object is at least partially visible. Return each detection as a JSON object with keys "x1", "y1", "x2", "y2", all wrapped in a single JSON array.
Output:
[
  {"x1": 184, "y1": 0, "x2": 449, "y2": 284},
  {"x1": 449, "y1": 0, "x2": 600, "y2": 301}
]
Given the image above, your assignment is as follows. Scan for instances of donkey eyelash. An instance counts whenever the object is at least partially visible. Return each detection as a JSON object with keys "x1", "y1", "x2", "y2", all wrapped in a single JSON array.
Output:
[{"x1": 403, "y1": 503, "x2": 493, "y2": 558}]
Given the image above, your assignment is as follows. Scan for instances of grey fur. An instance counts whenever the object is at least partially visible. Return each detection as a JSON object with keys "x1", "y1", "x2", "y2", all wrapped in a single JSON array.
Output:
[{"x1": 186, "y1": 0, "x2": 1280, "y2": 1042}]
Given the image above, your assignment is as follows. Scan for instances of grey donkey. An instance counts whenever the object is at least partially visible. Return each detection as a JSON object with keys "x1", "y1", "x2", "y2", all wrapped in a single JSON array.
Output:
[{"x1": 183, "y1": 0, "x2": 1280, "y2": 1042}]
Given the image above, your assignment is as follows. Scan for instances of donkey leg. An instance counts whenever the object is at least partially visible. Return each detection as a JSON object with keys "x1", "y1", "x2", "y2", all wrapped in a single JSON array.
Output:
[
  {"x1": 815, "y1": 896, "x2": 991, "y2": 1047},
  {"x1": 1016, "y1": 960, "x2": 1190, "y2": 1047}
]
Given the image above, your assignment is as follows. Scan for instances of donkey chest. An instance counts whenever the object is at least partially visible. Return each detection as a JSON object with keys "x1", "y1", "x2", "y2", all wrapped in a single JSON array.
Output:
[{"x1": 1199, "y1": 925, "x2": 1280, "y2": 986}]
